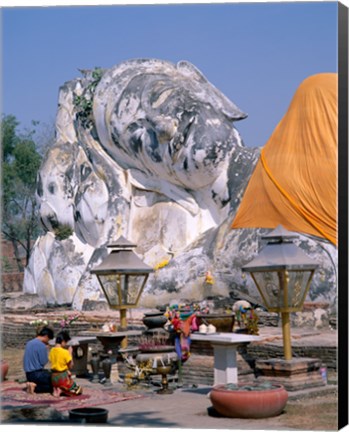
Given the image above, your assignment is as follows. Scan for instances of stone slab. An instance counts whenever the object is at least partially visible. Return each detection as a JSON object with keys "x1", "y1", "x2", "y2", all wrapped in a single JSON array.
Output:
[
  {"x1": 256, "y1": 373, "x2": 325, "y2": 391},
  {"x1": 255, "y1": 357, "x2": 325, "y2": 391},
  {"x1": 191, "y1": 332, "x2": 262, "y2": 345},
  {"x1": 255, "y1": 357, "x2": 322, "y2": 375}
]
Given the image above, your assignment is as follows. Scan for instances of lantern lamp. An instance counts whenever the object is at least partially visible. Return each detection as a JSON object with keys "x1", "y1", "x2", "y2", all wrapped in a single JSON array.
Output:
[
  {"x1": 242, "y1": 225, "x2": 319, "y2": 360},
  {"x1": 91, "y1": 236, "x2": 154, "y2": 332}
]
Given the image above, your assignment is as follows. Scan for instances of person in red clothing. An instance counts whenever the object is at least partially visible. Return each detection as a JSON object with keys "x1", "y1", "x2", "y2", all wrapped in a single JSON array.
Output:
[{"x1": 49, "y1": 330, "x2": 82, "y2": 397}]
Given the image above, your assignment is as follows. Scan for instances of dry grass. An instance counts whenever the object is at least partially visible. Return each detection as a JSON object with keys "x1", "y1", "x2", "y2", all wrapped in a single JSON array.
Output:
[
  {"x1": 281, "y1": 393, "x2": 338, "y2": 430},
  {"x1": 1, "y1": 347, "x2": 26, "y2": 381}
]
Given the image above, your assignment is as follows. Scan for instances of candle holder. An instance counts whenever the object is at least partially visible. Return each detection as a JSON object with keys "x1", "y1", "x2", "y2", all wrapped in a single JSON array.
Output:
[{"x1": 156, "y1": 364, "x2": 173, "y2": 394}]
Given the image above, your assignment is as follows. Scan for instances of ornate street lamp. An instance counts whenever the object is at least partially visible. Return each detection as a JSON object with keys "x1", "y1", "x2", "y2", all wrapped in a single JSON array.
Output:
[
  {"x1": 91, "y1": 236, "x2": 154, "y2": 331},
  {"x1": 242, "y1": 225, "x2": 319, "y2": 360}
]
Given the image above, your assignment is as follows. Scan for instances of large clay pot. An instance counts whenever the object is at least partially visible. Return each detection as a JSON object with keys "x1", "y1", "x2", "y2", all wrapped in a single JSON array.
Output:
[
  {"x1": 210, "y1": 383, "x2": 288, "y2": 419},
  {"x1": 197, "y1": 314, "x2": 235, "y2": 332},
  {"x1": 0, "y1": 360, "x2": 9, "y2": 381},
  {"x1": 142, "y1": 311, "x2": 168, "y2": 330}
]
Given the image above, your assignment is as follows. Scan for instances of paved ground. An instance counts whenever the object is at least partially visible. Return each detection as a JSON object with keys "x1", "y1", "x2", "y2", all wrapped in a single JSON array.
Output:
[
  {"x1": 1, "y1": 375, "x2": 338, "y2": 429},
  {"x1": 76, "y1": 380, "x2": 293, "y2": 429},
  {"x1": 74, "y1": 379, "x2": 337, "y2": 430}
]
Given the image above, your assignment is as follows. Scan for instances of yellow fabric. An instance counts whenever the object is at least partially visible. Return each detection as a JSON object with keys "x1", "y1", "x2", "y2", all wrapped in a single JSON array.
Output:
[
  {"x1": 232, "y1": 73, "x2": 337, "y2": 245},
  {"x1": 49, "y1": 346, "x2": 72, "y2": 372}
]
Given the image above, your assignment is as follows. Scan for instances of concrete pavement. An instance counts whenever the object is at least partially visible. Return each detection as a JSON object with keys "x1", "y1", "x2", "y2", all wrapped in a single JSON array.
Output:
[
  {"x1": 67, "y1": 370, "x2": 336, "y2": 429},
  {"x1": 72, "y1": 379, "x2": 293, "y2": 429}
]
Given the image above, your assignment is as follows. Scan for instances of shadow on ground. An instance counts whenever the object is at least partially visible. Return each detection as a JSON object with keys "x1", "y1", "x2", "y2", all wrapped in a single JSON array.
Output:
[
  {"x1": 181, "y1": 386, "x2": 212, "y2": 395},
  {"x1": 1, "y1": 407, "x2": 68, "y2": 424},
  {"x1": 108, "y1": 410, "x2": 180, "y2": 427}
]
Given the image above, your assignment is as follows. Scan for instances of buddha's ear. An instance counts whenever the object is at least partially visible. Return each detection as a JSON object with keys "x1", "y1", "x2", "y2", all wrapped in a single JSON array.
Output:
[{"x1": 177, "y1": 60, "x2": 207, "y2": 83}]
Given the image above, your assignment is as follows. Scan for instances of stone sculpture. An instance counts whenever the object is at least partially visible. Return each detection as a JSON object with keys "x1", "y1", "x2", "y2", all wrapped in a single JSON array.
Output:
[
  {"x1": 23, "y1": 59, "x2": 336, "y2": 315},
  {"x1": 24, "y1": 59, "x2": 259, "y2": 308}
]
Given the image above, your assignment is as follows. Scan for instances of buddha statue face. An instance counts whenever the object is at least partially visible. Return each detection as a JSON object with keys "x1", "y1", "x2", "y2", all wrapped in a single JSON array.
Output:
[{"x1": 93, "y1": 59, "x2": 247, "y2": 191}]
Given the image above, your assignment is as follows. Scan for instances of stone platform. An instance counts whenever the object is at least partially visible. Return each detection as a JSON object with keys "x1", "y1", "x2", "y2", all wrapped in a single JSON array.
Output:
[{"x1": 255, "y1": 357, "x2": 326, "y2": 391}]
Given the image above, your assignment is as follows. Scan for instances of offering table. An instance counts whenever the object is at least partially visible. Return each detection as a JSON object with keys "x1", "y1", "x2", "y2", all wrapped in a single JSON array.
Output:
[
  {"x1": 79, "y1": 330, "x2": 143, "y2": 384},
  {"x1": 191, "y1": 333, "x2": 262, "y2": 385},
  {"x1": 79, "y1": 330, "x2": 143, "y2": 360}
]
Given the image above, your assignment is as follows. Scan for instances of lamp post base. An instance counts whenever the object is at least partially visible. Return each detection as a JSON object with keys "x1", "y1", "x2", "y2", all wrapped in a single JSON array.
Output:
[{"x1": 255, "y1": 357, "x2": 325, "y2": 392}]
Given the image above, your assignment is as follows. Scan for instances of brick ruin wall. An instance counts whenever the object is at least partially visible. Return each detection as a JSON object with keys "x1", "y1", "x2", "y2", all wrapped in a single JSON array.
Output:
[{"x1": 1, "y1": 237, "x2": 25, "y2": 293}]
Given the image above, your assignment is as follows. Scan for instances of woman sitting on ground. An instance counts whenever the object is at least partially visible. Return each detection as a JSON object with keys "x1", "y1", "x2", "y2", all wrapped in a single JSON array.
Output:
[{"x1": 49, "y1": 330, "x2": 82, "y2": 397}]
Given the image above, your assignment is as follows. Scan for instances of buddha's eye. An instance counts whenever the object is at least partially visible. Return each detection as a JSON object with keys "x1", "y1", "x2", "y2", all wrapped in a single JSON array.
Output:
[{"x1": 151, "y1": 88, "x2": 173, "y2": 109}]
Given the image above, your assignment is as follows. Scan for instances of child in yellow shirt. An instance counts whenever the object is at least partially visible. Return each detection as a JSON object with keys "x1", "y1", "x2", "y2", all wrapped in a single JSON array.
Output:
[{"x1": 49, "y1": 330, "x2": 82, "y2": 397}]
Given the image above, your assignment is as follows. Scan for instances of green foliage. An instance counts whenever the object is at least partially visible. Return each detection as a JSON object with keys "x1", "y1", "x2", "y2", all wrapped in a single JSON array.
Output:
[
  {"x1": 1, "y1": 114, "x2": 44, "y2": 269},
  {"x1": 1, "y1": 256, "x2": 15, "y2": 273},
  {"x1": 53, "y1": 224, "x2": 73, "y2": 240},
  {"x1": 1, "y1": 114, "x2": 19, "y2": 161},
  {"x1": 13, "y1": 140, "x2": 42, "y2": 184},
  {"x1": 73, "y1": 67, "x2": 104, "y2": 128},
  {"x1": 73, "y1": 95, "x2": 93, "y2": 127}
]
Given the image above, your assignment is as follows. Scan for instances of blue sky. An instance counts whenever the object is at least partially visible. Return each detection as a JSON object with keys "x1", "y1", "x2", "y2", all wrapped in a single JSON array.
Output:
[{"x1": 1, "y1": 1, "x2": 338, "y2": 148}]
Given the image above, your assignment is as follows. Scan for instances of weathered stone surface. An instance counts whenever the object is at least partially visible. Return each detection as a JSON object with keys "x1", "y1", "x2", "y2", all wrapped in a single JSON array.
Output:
[
  {"x1": 144, "y1": 227, "x2": 337, "y2": 316},
  {"x1": 23, "y1": 59, "x2": 337, "y2": 314},
  {"x1": 255, "y1": 358, "x2": 325, "y2": 391},
  {"x1": 23, "y1": 59, "x2": 258, "y2": 308},
  {"x1": 2, "y1": 292, "x2": 46, "y2": 310}
]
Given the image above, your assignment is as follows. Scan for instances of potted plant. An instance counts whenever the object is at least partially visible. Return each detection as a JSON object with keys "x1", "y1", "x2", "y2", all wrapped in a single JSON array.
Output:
[
  {"x1": 142, "y1": 310, "x2": 168, "y2": 330},
  {"x1": 210, "y1": 381, "x2": 288, "y2": 419}
]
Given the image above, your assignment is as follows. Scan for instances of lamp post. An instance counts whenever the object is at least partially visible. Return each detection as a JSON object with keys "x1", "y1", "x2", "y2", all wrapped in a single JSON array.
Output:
[
  {"x1": 242, "y1": 225, "x2": 318, "y2": 360},
  {"x1": 91, "y1": 236, "x2": 154, "y2": 341}
]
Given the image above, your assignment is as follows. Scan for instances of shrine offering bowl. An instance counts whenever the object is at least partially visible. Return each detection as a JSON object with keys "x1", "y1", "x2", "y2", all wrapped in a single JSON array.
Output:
[{"x1": 69, "y1": 407, "x2": 109, "y2": 423}]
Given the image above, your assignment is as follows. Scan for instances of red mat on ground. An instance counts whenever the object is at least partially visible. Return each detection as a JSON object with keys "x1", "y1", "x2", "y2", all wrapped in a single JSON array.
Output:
[{"x1": 0, "y1": 381, "x2": 143, "y2": 412}]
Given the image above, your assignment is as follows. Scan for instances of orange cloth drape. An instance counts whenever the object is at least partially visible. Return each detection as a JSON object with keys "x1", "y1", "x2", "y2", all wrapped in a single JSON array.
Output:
[{"x1": 232, "y1": 73, "x2": 337, "y2": 245}]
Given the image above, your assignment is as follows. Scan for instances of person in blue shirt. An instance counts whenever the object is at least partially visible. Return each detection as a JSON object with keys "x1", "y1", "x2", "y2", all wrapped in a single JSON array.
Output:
[{"x1": 23, "y1": 326, "x2": 54, "y2": 394}]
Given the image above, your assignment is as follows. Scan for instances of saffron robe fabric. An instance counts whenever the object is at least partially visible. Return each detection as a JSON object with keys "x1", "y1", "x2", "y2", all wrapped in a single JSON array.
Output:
[{"x1": 232, "y1": 73, "x2": 337, "y2": 245}]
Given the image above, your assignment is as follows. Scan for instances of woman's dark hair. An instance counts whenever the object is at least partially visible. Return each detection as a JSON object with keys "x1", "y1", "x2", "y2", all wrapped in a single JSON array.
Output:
[
  {"x1": 38, "y1": 327, "x2": 54, "y2": 340},
  {"x1": 56, "y1": 330, "x2": 71, "y2": 344}
]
